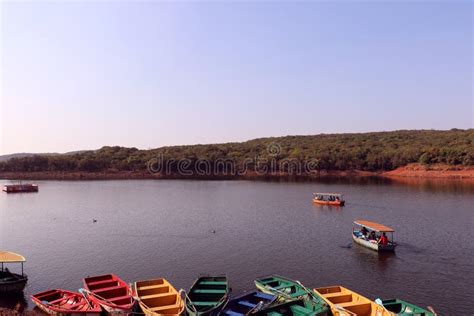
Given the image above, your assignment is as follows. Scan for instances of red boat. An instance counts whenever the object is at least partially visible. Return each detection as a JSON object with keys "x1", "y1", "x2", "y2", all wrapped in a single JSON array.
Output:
[
  {"x1": 31, "y1": 289, "x2": 102, "y2": 315},
  {"x1": 83, "y1": 274, "x2": 135, "y2": 314},
  {"x1": 3, "y1": 184, "x2": 38, "y2": 193}
]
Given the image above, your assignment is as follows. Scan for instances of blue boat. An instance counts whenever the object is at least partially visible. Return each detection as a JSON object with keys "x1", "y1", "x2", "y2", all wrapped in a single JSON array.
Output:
[{"x1": 220, "y1": 291, "x2": 276, "y2": 315}]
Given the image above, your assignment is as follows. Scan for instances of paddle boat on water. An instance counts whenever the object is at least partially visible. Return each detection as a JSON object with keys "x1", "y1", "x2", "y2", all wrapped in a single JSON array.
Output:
[
  {"x1": 352, "y1": 220, "x2": 397, "y2": 252},
  {"x1": 314, "y1": 286, "x2": 391, "y2": 316},
  {"x1": 312, "y1": 193, "x2": 345, "y2": 206},
  {"x1": 377, "y1": 298, "x2": 436, "y2": 316},
  {"x1": 185, "y1": 275, "x2": 229, "y2": 316},
  {"x1": 0, "y1": 251, "x2": 28, "y2": 293},
  {"x1": 83, "y1": 274, "x2": 135, "y2": 314},
  {"x1": 134, "y1": 278, "x2": 184, "y2": 316},
  {"x1": 254, "y1": 275, "x2": 329, "y2": 315},
  {"x1": 31, "y1": 289, "x2": 102, "y2": 315},
  {"x1": 220, "y1": 291, "x2": 276, "y2": 315}
]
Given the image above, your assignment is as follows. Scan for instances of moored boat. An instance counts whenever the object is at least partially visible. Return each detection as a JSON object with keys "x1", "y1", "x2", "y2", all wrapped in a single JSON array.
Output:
[
  {"x1": 253, "y1": 299, "x2": 327, "y2": 316},
  {"x1": 219, "y1": 291, "x2": 276, "y2": 315},
  {"x1": 254, "y1": 275, "x2": 328, "y2": 315},
  {"x1": 0, "y1": 251, "x2": 28, "y2": 293},
  {"x1": 31, "y1": 289, "x2": 101, "y2": 315},
  {"x1": 312, "y1": 193, "x2": 345, "y2": 206},
  {"x1": 314, "y1": 286, "x2": 392, "y2": 316},
  {"x1": 352, "y1": 220, "x2": 397, "y2": 252},
  {"x1": 185, "y1": 275, "x2": 229, "y2": 316},
  {"x1": 2, "y1": 184, "x2": 38, "y2": 193},
  {"x1": 134, "y1": 278, "x2": 184, "y2": 316},
  {"x1": 378, "y1": 299, "x2": 435, "y2": 315},
  {"x1": 83, "y1": 274, "x2": 135, "y2": 314}
]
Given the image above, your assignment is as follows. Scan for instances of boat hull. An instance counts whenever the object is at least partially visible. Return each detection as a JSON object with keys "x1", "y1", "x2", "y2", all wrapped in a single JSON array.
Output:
[
  {"x1": 2, "y1": 184, "x2": 38, "y2": 193},
  {"x1": 352, "y1": 234, "x2": 396, "y2": 252},
  {"x1": 254, "y1": 275, "x2": 329, "y2": 315},
  {"x1": 135, "y1": 278, "x2": 184, "y2": 316},
  {"x1": 312, "y1": 199, "x2": 345, "y2": 206},
  {"x1": 31, "y1": 289, "x2": 101, "y2": 316},
  {"x1": 381, "y1": 299, "x2": 435, "y2": 315},
  {"x1": 83, "y1": 274, "x2": 135, "y2": 314},
  {"x1": 185, "y1": 276, "x2": 228, "y2": 316},
  {"x1": 0, "y1": 273, "x2": 27, "y2": 293},
  {"x1": 314, "y1": 286, "x2": 392, "y2": 316}
]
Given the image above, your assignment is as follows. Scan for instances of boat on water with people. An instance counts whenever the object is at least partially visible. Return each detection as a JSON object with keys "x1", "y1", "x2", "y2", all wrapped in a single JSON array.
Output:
[
  {"x1": 312, "y1": 193, "x2": 345, "y2": 206},
  {"x1": 134, "y1": 278, "x2": 184, "y2": 316},
  {"x1": 0, "y1": 251, "x2": 28, "y2": 293},
  {"x1": 314, "y1": 286, "x2": 391, "y2": 316},
  {"x1": 2, "y1": 183, "x2": 38, "y2": 193},
  {"x1": 31, "y1": 289, "x2": 102, "y2": 315},
  {"x1": 220, "y1": 291, "x2": 276, "y2": 315},
  {"x1": 82, "y1": 274, "x2": 135, "y2": 314},
  {"x1": 185, "y1": 275, "x2": 229, "y2": 316},
  {"x1": 377, "y1": 298, "x2": 435, "y2": 316},
  {"x1": 352, "y1": 220, "x2": 397, "y2": 252},
  {"x1": 254, "y1": 275, "x2": 329, "y2": 315}
]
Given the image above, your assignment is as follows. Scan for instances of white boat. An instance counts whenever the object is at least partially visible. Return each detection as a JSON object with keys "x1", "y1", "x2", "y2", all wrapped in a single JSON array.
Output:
[{"x1": 352, "y1": 220, "x2": 397, "y2": 252}]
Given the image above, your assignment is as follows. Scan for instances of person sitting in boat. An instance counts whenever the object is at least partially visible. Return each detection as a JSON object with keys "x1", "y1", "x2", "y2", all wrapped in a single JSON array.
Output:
[
  {"x1": 368, "y1": 231, "x2": 376, "y2": 240},
  {"x1": 361, "y1": 226, "x2": 369, "y2": 237},
  {"x1": 378, "y1": 232, "x2": 388, "y2": 246}
]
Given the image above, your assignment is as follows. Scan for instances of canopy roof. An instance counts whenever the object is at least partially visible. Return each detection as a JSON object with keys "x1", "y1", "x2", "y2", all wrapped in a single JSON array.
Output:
[
  {"x1": 0, "y1": 251, "x2": 26, "y2": 263},
  {"x1": 314, "y1": 193, "x2": 343, "y2": 196},
  {"x1": 354, "y1": 220, "x2": 394, "y2": 232}
]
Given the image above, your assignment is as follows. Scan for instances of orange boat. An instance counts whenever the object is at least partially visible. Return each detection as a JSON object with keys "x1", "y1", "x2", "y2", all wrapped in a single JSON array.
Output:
[{"x1": 313, "y1": 193, "x2": 345, "y2": 206}]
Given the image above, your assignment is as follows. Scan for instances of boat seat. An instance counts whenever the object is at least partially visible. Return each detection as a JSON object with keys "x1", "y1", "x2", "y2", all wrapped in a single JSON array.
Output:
[
  {"x1": 88, "y1": 279, "x2": 115, "y2": 287},
  {"x1": 238, "y1": 301, "x2": 257, "y2": 308},
  {"x1": 255, "y1": 292, "x2": 274, "y2": 300},
  {"x1": 225, "y1": 311, "x2": 244, "y2": 316},
  {"x1": 94, "y1": 285, "x2": 126, "y2": 294},
  {"x1": 199, "y1": 281, "x2": 227, "y2": 285},
  {"x1": 192, "y1": 289, "x2": 226, "y2": 294},
  {"x1": 141, "y1": 293, "x2": 175, "y2": 300},
  {"x1": 109, "y1": 295, "x2": 132, "y2": 303},
  {"x1": 138, "y1": 284, "x2": 169, "y2": 291},
  {"x1": 322, "y1": 292, "x2": 346, "y2": 298},
  {"x1": 191, "y1": 301, "x2": 218, "y2": 306},
  {"x1": 150, "y1": 303, "x2": 182, "y2": 312},
  {"x1": 291, "y1": 290, "x2": 307, "y2": 297}
]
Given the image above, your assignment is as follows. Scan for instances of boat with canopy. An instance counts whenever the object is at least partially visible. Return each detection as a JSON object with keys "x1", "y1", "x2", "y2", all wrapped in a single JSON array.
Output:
[
  {"x1": 312, "y1": 193, "x2": 345, "y2": 206},
  {"x1": 352, "y1": 220, "x2": 397, "y2": 252},
  {"x1": 0, "y1": 251, "x2": 28, "y2": 293}
]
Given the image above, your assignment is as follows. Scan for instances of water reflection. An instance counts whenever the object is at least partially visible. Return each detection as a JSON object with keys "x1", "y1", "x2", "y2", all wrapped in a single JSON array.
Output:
[{"x1": 0, "y1": 293, "x2": 27, "y2": 313}]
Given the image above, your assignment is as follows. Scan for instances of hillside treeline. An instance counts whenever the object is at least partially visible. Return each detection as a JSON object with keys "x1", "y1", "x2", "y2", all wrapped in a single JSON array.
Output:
[{"x1": 1, "y1": 129, "x2": 473, "y2": 174}]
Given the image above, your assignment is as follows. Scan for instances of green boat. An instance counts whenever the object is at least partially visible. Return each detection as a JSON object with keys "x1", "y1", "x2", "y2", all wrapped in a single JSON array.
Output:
[
  {"x1": 253, "y1": 298, "x2": 328, "y2": 316},
  {"x1": 254, "y1": 275, "x2": 328, "y2": 315},
  {"x1": 379, "y1": 299, "x2": 435, "y2": 316},
  {"x1": 185, "y1": 275, "x2": 229, "y2": 316}
]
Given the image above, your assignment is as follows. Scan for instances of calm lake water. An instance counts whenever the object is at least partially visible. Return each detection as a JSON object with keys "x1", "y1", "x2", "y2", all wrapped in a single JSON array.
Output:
[{"x1": 0, "y1": 179, "x2": 473, "y2": 314}]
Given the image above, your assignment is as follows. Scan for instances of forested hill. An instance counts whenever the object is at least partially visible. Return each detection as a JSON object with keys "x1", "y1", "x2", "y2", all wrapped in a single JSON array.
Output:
[{"x1": 0, "y1": 129, "x2": 473, "y2": 176}]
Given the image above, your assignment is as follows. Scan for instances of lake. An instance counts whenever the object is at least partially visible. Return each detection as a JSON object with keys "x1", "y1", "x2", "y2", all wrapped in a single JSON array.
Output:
[{"x1": 0, "y1": 178, "x2": 473, "y2": 314}]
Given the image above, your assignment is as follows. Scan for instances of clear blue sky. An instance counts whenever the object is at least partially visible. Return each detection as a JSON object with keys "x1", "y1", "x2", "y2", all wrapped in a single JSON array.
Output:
[{"x1": 1, "y1": 1, "x2": 472, "y2": 155}]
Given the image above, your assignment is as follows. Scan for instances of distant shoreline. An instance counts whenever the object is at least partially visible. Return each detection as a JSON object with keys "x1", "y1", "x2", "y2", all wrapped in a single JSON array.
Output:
[{"x1": 1, "y1": 164, "x2": 473, "y2": 181}]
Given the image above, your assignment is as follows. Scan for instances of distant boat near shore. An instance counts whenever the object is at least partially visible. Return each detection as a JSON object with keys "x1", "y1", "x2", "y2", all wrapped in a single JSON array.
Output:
[{"x1": 2, "y1": 183, "x2": 38, "y2": 193}]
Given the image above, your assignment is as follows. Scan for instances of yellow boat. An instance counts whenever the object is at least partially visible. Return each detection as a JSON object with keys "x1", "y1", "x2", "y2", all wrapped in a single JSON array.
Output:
[
  {"x1": 134, "y1": 278, "x2": 184, "y2": 316},
  {"x1": 314, "y1": 286, "x2": 393, "y2": 316}
]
